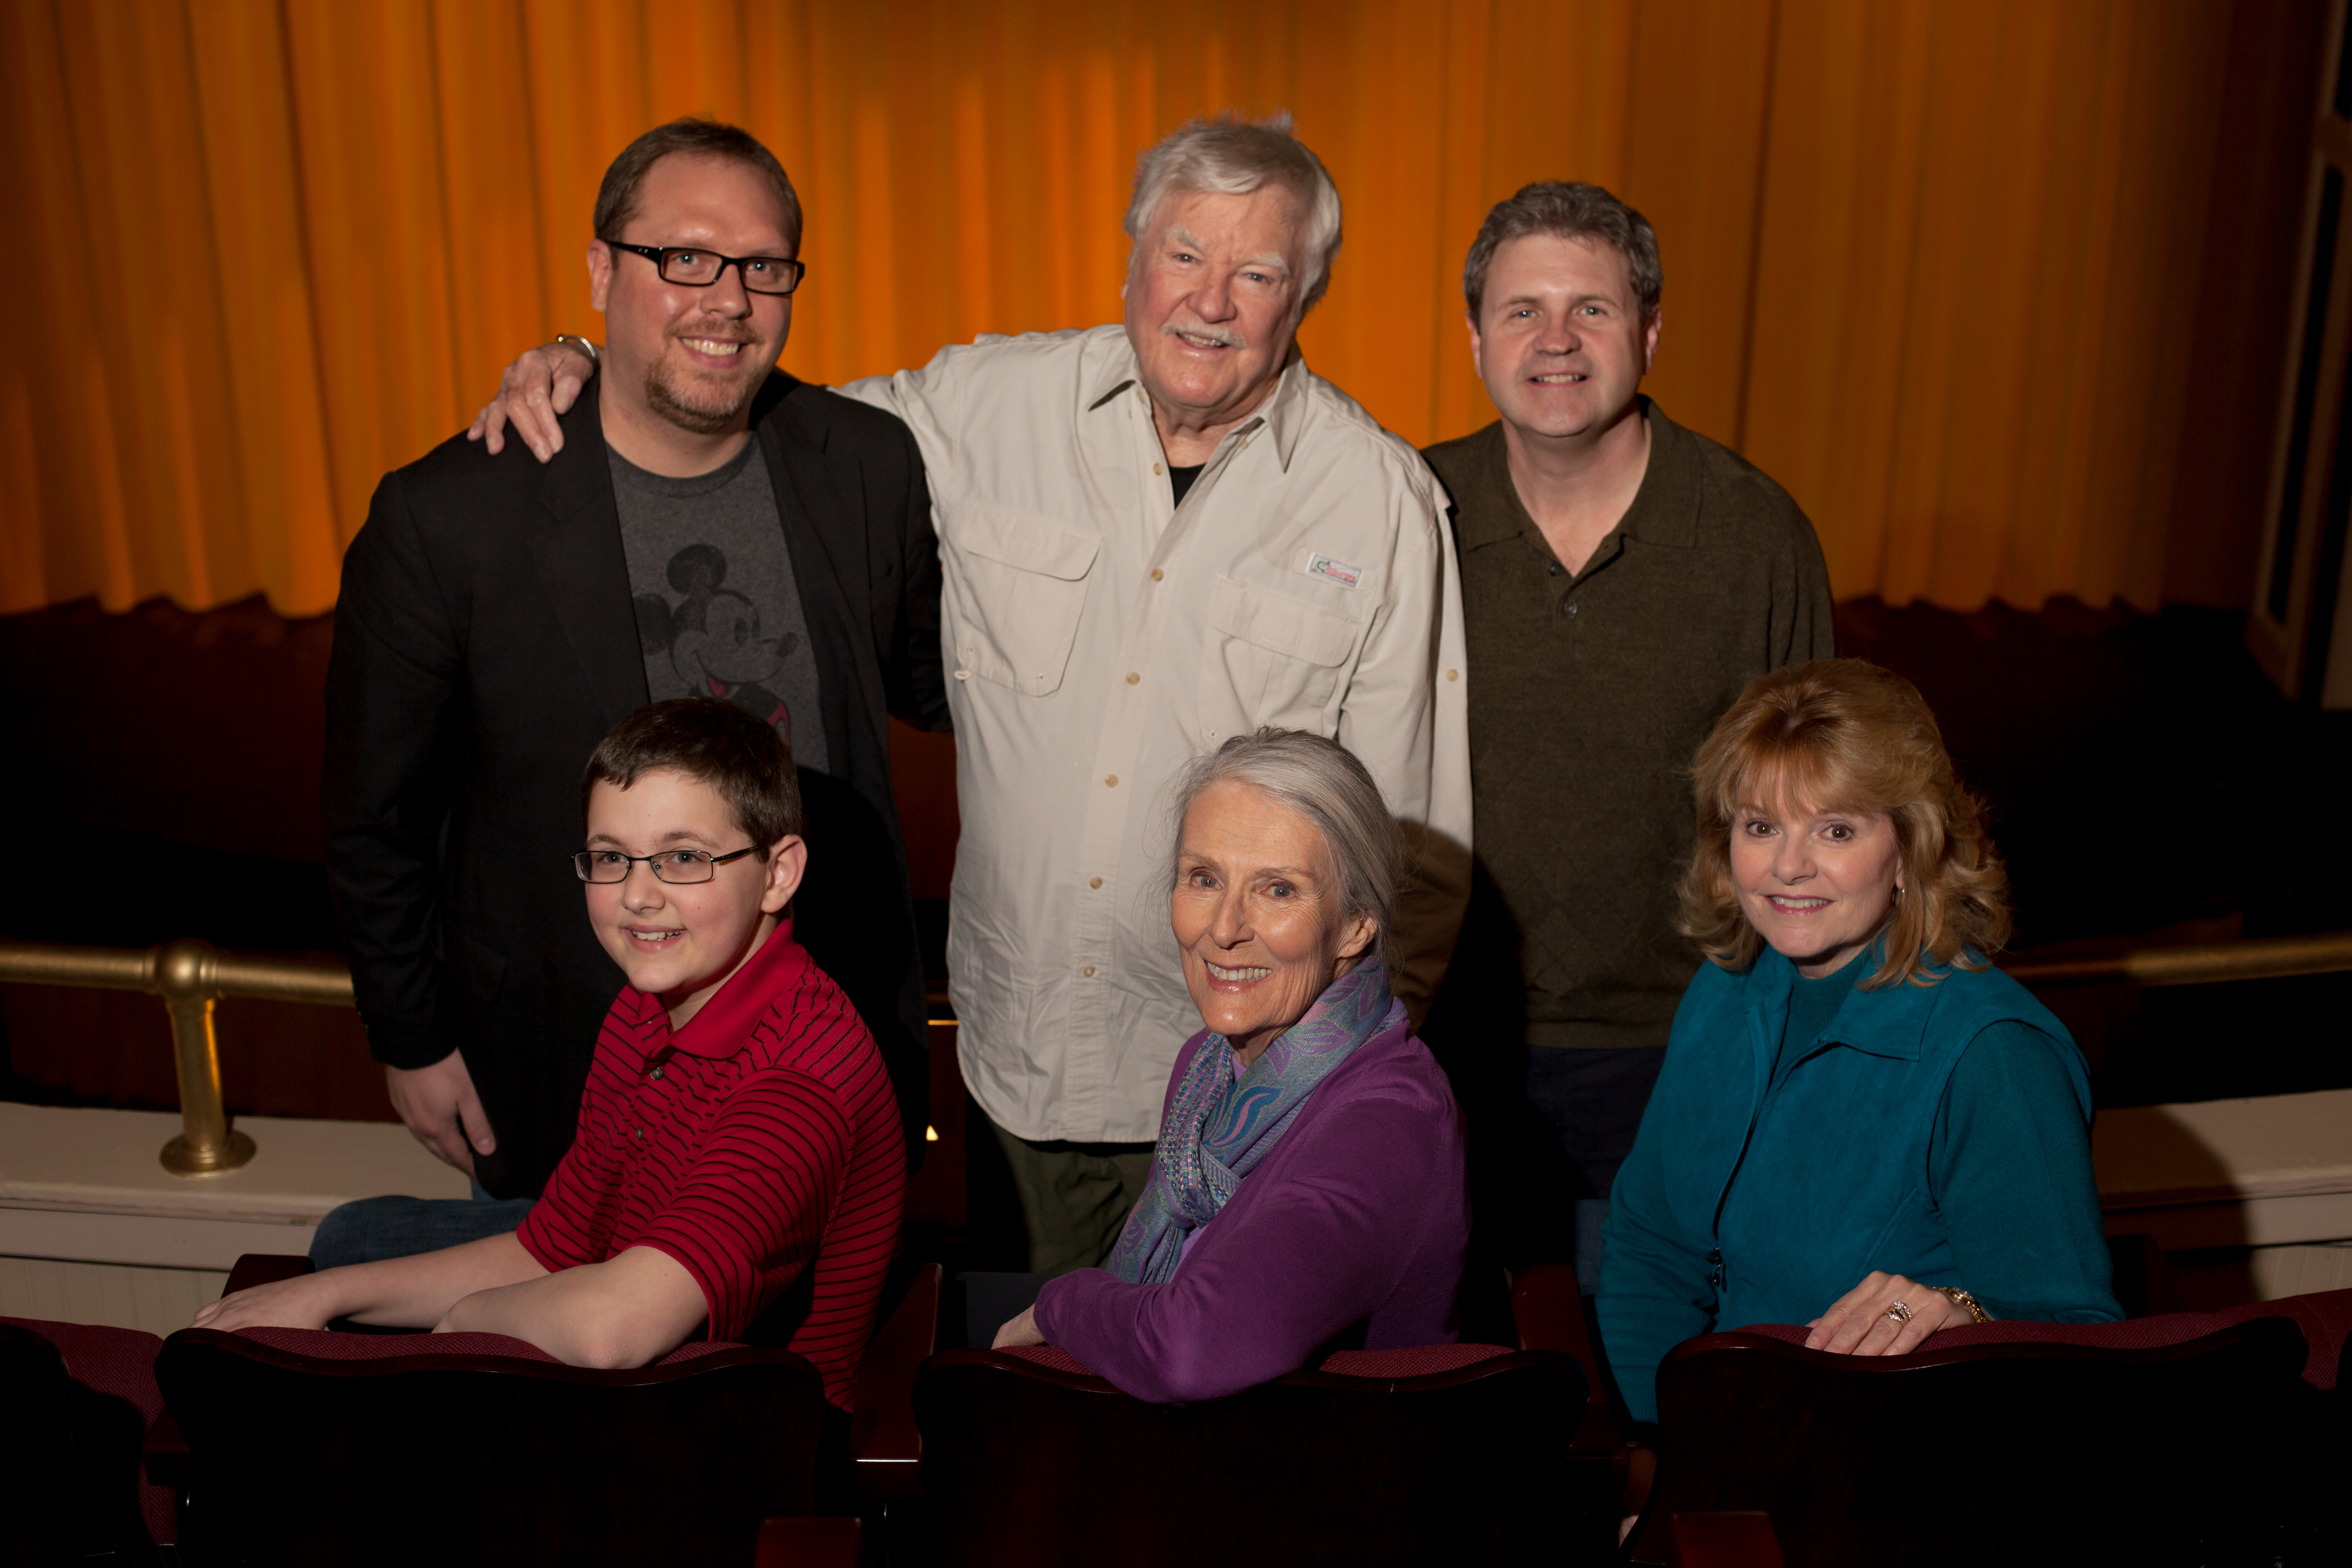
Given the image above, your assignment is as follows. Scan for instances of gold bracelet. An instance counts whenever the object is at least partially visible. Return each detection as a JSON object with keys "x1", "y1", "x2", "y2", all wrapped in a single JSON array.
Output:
[
  {"x1": 1935, "y1": 1286, "x2": 1990, "y2": 1323},
  {"x1": 552, "y1": 333, "x2": 601, "y2": 371}
]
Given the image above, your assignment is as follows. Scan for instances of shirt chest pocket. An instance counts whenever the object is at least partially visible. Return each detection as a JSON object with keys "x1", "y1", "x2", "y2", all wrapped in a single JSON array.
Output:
[
  {"x1": 945, "y1": 503, "x2": 1100, "y2": 696},
  {"x1": 1197, "y1": 575, "x2": 1364, "y2": 744}
]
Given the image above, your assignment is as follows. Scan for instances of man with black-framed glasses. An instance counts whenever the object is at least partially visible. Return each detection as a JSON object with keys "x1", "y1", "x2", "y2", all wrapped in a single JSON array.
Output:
[{"x1": 319, "y1": 119, "x2": 946, "y2": 1264}]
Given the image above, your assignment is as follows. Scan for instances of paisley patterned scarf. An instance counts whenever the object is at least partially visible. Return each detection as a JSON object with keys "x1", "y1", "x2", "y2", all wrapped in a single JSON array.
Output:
[{"x1": 1107, "y1": 962, "x2": 1400, "y2": 1285}]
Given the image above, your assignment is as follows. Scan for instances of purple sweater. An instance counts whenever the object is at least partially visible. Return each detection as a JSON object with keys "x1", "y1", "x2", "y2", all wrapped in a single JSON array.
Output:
[{"x1": 1033, "y1": 1008, "x2": 1470, "y2": 1403}]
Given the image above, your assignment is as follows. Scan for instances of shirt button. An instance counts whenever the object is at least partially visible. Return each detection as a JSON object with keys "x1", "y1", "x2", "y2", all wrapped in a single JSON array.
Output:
[
  {"x1": 631, "y1": 1125, "x2": 644, "y2": 1143},
  {"x1": 1562, "y1": 601, "x2": 1580, "y2": 618},
  {"x1": 1089, "y1": 876, "x2": 1103, "y2": 889},
  {"x1": 1150, "y1": 568, "x2": 1165, "y2": 582},
  {"x1": 1082, "y1": 965, "x2": 1096, "y2": 977},
  {"x1": 1153, "y1": 462, "x2": 1165, "y2": 476},
  {"x1": 1126, "y1": 671, "x2": 1140, "y2": 685},
  {"x1": 1444, "y1": 668, "x2": 1459, "y2": 682},
  {"x1": 1548, "y1": 563, "x2": 1561, "y2": 576},
  {"x1": 649, "y1": 1066, "x2": 663, "y2": 1081},
  {"x1": 1105, "y1": 774, "x2": 1118, "y2": 787}
]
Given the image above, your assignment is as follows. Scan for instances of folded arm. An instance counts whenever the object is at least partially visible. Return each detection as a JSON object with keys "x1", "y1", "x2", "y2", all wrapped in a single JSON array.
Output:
[
  {"x1": 437, "y1": 1244, "x2": 707, "y2": 1368},
  {"x1": 1034, "y1": 1093, "x2": 1447, "y2": 1403}
]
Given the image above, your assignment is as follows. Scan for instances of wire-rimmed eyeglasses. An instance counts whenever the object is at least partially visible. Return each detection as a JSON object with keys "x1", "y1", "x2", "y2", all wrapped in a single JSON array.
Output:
[
  {"x1": 573, "y1": 846, "x2": 762, "y2": 884},
  {"x1": 605, "y1": 240, "x2": 807, "y2": 297}
]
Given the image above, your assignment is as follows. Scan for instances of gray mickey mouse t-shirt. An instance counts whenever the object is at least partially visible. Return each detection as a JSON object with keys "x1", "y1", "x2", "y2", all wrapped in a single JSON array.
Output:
[{"x1": 609, "y1": 439, "x2": 828, "y2": 775}]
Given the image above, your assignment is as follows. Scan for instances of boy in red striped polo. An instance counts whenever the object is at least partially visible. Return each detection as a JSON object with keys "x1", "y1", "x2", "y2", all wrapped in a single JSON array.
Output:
[{"x1": 198, "y1": 698, "x2": 904, "y2": 1407}]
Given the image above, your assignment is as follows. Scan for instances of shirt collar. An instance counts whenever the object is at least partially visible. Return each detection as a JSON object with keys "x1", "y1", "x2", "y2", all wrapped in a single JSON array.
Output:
[
  {"x1": 1743, "y1": 940, "x2": 1937, "y2": 1063},
  {"x1": 1085, "y1": 329, "x2": 1312, "y2": 472},
  {"x1": 655, "y1": 918, "x2": 809, "y2": 1060},
  {"x1": 1451, "y1": 396, "x2": 1704, "y2": 554}
]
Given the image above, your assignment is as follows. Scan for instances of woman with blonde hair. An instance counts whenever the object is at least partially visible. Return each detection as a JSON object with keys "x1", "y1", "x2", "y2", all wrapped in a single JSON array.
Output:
[{"x1": 1598, "y1": 660, "x2": 2120, "y2": 1425}]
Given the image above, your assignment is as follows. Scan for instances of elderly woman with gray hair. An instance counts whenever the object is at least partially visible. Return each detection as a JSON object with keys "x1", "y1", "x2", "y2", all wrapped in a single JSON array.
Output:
[{"x1": 991, "y1": 728, "x2": 1470, "y2": 1403}]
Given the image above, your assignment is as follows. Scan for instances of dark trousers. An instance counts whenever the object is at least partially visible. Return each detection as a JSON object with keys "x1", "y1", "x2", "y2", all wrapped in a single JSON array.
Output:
[
  {"x1": 1522, "y1": 1045, "x2": 1668, "y2": 1290},
  {"x1": 309, "y1": 1181, "x2": 538, "y2": 1268}
]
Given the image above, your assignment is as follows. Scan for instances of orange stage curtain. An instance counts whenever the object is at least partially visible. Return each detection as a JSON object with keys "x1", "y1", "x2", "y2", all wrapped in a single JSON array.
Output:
[{"x1": 0, "y1": 0, "x2": 2310, "y2": 619}]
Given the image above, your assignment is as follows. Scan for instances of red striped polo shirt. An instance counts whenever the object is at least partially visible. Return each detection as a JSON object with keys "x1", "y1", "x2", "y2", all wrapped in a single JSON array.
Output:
[{"x1": 515, "y1": 919, "x2": 903, "y2": 1408}]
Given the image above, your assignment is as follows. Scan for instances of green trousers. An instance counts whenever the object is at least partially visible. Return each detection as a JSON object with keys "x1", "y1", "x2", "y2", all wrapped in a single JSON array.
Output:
[{"x1": 987, "y1": 1115, "x2": 1156, "y2": 1275}]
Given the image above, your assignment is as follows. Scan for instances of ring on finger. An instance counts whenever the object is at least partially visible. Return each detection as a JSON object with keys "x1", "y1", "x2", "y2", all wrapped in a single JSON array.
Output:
[{"x1": 1884, "y1": 1300, "x2": 1913, "y2": 1324}]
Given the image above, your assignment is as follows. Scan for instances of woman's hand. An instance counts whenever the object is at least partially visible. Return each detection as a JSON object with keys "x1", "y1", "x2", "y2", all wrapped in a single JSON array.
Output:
[
  {"x1": 465, "y1": 340, "x2": 598, "y2": 462},
  {"x1": 1804, "y1": 1271, "x2": 1976, "y2": 1355},
  {"x1": 190, "y1": 1273, "x2": 339, "y2": 1334},
  {"x1": 991, "y1": 1304, "x2": 1045, "y2": 1349}
]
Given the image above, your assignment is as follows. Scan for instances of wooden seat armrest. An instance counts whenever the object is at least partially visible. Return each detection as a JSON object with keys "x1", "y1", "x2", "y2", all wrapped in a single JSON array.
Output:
[
  {"x1": 1509, "y1": 1263, "x2": 1622, "y2": 1455},
  {"x1": 851, "y1": 1261, "x2": 940, "y2": 1498},
  {"x1": 753, "y1": 1515, "x2": 860, "y2": 1568},
  {"x1": 224, "y1": 1254, "x2": 315, "y2": 1296},
  {"x1": 143, "y1": 1408, "x2": 191, "y2": 1491}
]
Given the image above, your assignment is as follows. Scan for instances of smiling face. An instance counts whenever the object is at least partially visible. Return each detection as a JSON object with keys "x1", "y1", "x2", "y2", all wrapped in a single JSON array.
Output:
[
  {"x1": 583, "y1": 767, "x2": 805, "y2": 1030},
  {"x1": 1169, "y1": 780, "x2": 1378, "y2": 1066},
  {"x1": 1729, "y1": 794, "x2": 1905, "y2": 979},
  {"x1": 1122, "y1": 185, "x2": 1308, "y2": 452},
  {"x1": 1470, "y1": 232, "x2": 1658, "y2": 443},
  {"x1": 588, "y1": 153, "x2": 795, "y2": 443}
]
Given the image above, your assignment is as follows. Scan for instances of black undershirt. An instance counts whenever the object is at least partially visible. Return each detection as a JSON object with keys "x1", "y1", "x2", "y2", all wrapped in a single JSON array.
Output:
[{"x1": 1169, "y1": 463, "x2": 1205, "y2": 507}]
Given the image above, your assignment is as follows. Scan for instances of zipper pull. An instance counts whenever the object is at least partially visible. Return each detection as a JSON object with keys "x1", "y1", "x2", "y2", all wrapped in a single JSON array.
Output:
[{"x1": 1707, "y1": 1246, "x2": 1725, "y2": 1292}]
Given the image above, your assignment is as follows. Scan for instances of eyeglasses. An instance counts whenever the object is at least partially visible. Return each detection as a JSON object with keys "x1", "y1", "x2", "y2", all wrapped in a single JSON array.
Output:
[
  {"x1": 606, "y1": 241, "x2": 807, "y2": 297},
  {"x1": 573, "y1": 846, "x2": 762, "y2": 884}
]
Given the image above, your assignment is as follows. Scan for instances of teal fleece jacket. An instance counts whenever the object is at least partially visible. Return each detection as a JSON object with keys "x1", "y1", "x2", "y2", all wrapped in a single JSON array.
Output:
[{"x1": 1599, "y1": 946, "x2": 2121, "y2": 1423}]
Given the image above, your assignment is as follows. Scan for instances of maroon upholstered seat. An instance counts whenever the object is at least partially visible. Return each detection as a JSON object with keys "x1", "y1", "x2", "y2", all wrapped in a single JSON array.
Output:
[
  {"x1": 1729, "y1": 1284, "x2": 2352, "y2": 1389},
  {"x1": 915, "y1": 1342, "x2": 1609, "y2": 1565},
  {"x1": 155, "y1": 1321, "x2": 833, "y2": 1565},
  {"x1": 1638, "y1": 1312, "x2": 2314, "y2": 1566},
  {"x1": 3, "y1": 1315, "x2": 175, "y2": 1553}
]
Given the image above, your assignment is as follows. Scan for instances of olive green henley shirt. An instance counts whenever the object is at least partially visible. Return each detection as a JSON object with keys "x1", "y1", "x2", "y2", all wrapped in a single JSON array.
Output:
[{"x1": 1423, "y1": 400, "x2": 1834, "y2": 1052}]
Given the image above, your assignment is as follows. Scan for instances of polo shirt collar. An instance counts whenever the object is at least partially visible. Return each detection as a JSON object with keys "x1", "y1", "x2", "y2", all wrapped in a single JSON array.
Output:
[
  {"x1": 1083, "y1": 330, "x2": 1311, "y2": 471},
  {"x1": 1453, "y1": 397, "x2": 1705, "y2": 556},
  {"x1": 665, "y1": 918, "x2": 807, "y2": 1059}
]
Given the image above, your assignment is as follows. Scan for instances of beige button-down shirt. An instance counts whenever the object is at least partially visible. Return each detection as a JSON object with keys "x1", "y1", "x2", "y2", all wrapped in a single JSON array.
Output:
[{"x1": 846, "y1": 325, "x2": 1470, "y2": 1142}]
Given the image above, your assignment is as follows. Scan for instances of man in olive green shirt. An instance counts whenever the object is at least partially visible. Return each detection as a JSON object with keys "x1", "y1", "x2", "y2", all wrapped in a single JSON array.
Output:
[{"x1": 1421, "y1": 183, "x2": 1834, "y2": 1282}]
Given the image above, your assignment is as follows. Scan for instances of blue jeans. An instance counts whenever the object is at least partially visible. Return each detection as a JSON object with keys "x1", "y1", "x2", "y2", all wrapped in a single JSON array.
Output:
[{"x1": 309, "y1": 1181, "x2": 539, "y2": 1269}]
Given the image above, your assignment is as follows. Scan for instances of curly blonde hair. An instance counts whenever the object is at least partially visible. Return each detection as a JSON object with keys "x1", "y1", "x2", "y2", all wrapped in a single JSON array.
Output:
[{"x1": 1676, "y1": 660, "x2": 2011, "y2": 990}]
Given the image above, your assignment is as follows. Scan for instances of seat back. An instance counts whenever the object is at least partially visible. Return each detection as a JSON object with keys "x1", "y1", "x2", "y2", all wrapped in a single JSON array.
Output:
[
  {"x1": 1647, "y1": 1315, "x2": 2310, "y2": 1567},
  {"x1": 155, "y1": 1326, "x2": 830, "y2": 1568},
  {"x1": 913, "y1": 1344, "x2": 1610, "y2": 1566},
  {"x1": 2, "y1": 1319, "x2": 168, "y2": 1563}
]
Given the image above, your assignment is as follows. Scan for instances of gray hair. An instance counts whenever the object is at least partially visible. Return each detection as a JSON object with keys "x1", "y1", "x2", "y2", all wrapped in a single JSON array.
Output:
[
  {"x1": 1166, "y1": 729, "x2": 1402, "y2": 968},
  {"x1": 1462, "y1": 180, "x2": 1661, "y2": 324},
  {"x1": 1124, "y1": 112, "x2": 1344, "y2": 315}
]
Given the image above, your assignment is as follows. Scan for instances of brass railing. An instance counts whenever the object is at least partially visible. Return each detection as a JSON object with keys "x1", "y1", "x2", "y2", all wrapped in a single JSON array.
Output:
[
  {"x1": 0, "y1": 938, "x2": 352, "y2": 1176},
  {"x1": 2003, "y1": 929, "x2": 2352, "y2": 988},
  {"x1": 0, "y1": 927, "x2": 2345, "y2": 1179}
]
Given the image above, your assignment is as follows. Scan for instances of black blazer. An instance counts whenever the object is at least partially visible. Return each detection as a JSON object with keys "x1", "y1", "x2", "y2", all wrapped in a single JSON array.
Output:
[{"x1": 322, "y1": 373, "x2": 949, "y2": 1197}]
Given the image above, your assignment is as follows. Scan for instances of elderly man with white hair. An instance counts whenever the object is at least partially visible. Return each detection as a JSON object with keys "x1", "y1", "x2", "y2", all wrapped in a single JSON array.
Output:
[{"x1": 476, "y1": 114, "x2": 1470, "y2": 1274}]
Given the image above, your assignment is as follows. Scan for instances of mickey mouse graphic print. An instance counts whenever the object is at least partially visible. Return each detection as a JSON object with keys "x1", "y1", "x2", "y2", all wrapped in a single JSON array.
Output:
[{"x1": 610, "y1": 441, "x2": 828, "y2": 774}]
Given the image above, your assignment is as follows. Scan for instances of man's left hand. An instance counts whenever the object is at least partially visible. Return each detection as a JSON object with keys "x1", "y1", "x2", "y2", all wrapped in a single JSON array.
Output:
[{"x1": 1803, "y1": 1271, "x2": 1973, "y2": 1356}]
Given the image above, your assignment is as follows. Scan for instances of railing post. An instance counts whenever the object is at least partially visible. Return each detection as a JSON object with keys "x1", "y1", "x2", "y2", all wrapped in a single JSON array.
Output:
[{"x1": 151, "y1": 938, "x2": 256, "y2": 1176}]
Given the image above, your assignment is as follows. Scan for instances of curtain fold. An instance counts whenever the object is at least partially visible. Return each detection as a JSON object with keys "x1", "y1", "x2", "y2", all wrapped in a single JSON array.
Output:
[{"x1": 0, "y1": 0, "x2": 2299, "y2": 618}]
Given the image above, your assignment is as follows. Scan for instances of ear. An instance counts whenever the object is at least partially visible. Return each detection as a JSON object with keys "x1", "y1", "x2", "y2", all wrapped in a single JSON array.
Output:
[
  {"x1": 1466, "y1": 309, "x2": 1485, "y2": 380},
  {"x1": 1333, "y1": 911, "x2": 1379, "y2": 966},
  {"x1": 759, "y1": 835, "x2": 808, "y2": 915},
  {"x1": 587, "y1": 238, "x2": 614, "y2": 316},
  {"x1": 1641, "y1": 305, "x2": 1662, "y2": 374}
]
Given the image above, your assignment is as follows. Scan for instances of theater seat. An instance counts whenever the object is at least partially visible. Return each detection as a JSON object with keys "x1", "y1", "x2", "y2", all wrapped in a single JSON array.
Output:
[
  {"x1": 2, "y1": 1316, "x2": 173, "y2": 1561},
  {"x1": 153, "y1": 1256, "x2": 841, "y2": 1567},
  {"x1": 912, "y1": 1340, "x2": 1612, "y2": 1565},
  {"x1": 1634, "y1": 1307, "x2": 2323, "y2": 1567}
]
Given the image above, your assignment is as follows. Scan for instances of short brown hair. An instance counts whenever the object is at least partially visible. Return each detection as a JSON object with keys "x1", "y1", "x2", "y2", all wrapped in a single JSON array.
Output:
[
  {"x1": 1676, "y1": 660, "x2": 2011, "y2": 990},
  {"x1": 1462, "y1": 180, "x2": 1661, "y2": 324},
  {"x1": 593, "y1": 119, "x2": 803, "y2": 252},
  {"x1": 581, "y1": 697, "x2": 803, "y2": 848}
]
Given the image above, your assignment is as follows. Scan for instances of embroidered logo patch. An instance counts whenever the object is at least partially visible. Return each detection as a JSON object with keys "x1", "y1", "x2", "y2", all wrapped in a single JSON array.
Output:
[{"x1": 1305, "y1": 553, "x2": 1364, "y2": 589}]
